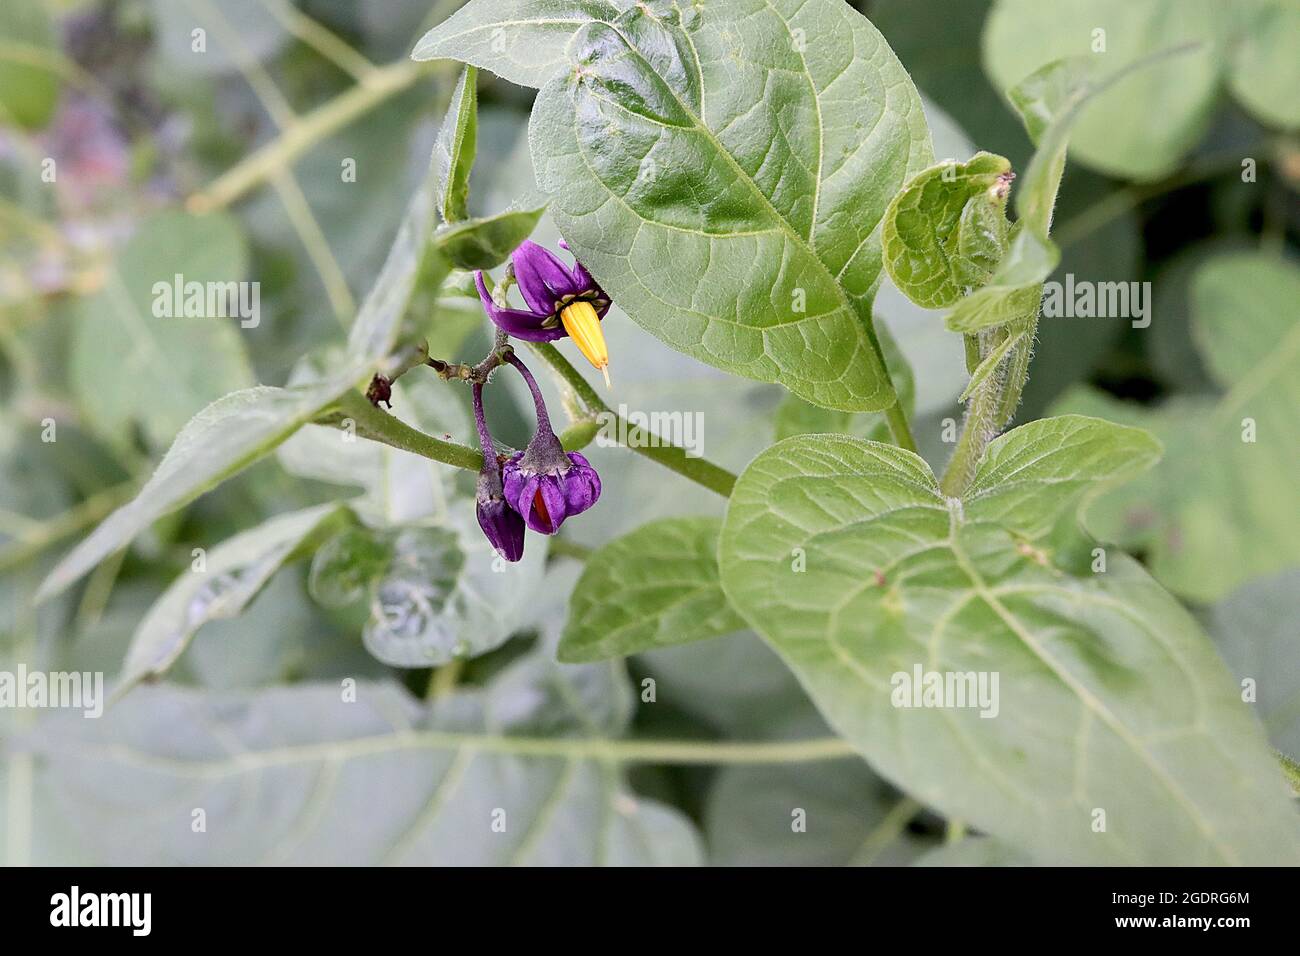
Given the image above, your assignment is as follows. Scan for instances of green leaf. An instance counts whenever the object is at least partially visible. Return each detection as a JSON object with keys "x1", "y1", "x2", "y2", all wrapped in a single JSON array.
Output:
[
  {"x1": 24, "y1": 676, "x2": 703, "y2": 865},
  {"x1": 1053, "y1": 253, "x2": 1300, "y2": 603},
  {"x1": 559, "y1": 518, "x2": 744, "y2": 663},
  {"x1": 718, "y1": 432, "x2": 1300, "y2": 864},
  {"x1": 1208, "y1": 570, "x2": 1300, "y2": 759},
  {"x1": 433, "y1": 205, "x2": 546, "y2": 270},
  {"x1": 411, "y1": 0, "x2": 625, "y2": 87},
  {"x1": 36, "y1": 378, "x2": 355, "y2": 603},
  {"x1": 963, "y1": 415, "x2": 1163, "y2": 540},
  {"x1": 773, "y1": 322, "x2": 916, "y2": 443},
  {"x1": 707, "y1": 759, "x2": 929, "y2": 866},
  {"x1": 70, "y1": 211, "x2": 255, "y2": 451},
  {"x1": 1229, "y1": 1, "x2": 1300, "y2": 128},
  {"x1": 433, "y1": 66, "x2": 478, "y2": 223},
  {"x1": 525, "y1": 0, "x2": 934, "y2": 411},
  {"x1": 118, "y1": 504, "x2": 352, "y2": 693},
  {"x1": 0, "y1": 0, "x2": 60, "y2": 128},
  {"x1": 882, "y1": 152, "x2": 1013, "y2": 310},
  {"x1": 984, "y1": 0, "x2": 1294, "y2": 182}
]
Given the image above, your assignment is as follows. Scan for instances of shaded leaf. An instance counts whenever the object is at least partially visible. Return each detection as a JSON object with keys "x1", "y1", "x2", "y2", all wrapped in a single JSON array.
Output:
[{"x1": 559, "y1": 518, "x2": 743, "y2": 663}]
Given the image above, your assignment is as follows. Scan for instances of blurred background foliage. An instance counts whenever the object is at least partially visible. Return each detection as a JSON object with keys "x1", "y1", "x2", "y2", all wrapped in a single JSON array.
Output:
[{"x1": 0, "y1": 0, "x2": 1295, "y2": 865}]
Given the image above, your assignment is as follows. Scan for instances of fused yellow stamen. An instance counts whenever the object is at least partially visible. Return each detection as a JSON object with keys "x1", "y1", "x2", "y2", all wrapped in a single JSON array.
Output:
[{"x1": 559, "y1": 300, "x2": 610, "y2": 386}]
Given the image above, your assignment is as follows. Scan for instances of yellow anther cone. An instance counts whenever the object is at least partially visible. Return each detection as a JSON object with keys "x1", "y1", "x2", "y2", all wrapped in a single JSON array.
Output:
[{"x1": 559, "y1": 300, "x2": 610, "y2": 386}]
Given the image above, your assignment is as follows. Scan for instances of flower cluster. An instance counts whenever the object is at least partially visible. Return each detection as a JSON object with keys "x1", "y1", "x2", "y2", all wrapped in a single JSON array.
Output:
[{"x1": 470, "y1": 241, "x2": 608, "y2": 560}]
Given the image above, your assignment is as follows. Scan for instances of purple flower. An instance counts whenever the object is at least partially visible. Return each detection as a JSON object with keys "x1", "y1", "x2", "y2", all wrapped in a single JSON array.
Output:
[
  {"x1": 475, "y1": 240, "x2": 612, "y2": 383},
  {"x1": 472, "y1": 383, "x2": 525, "y2": 561},
  {"x1": 501, "y1": 354, "x2": 601, "y2": 534}
]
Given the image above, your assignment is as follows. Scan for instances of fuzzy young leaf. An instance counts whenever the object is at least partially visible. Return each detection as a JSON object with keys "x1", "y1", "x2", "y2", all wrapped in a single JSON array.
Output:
[
  {"x1": 524, "y1": 0, "x2": 933, "y2": 411},
  {"x1": 718, "y1": 432, "x2": 1300, "y2": 864},
  {"x1": 882, "y1": 152, "x2": 1013, "y2": 310},
  {"x1": 36, "y1": 378, "x2": 357, "y2": 602},
  {"x1": 559, "y1": 518, "x2": 743, "y2": 663}
]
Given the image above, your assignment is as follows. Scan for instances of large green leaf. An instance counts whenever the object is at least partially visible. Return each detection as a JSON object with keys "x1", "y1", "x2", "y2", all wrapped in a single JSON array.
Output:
[
  {"x1": 70, "y1": 211, "x2": 255, "y2": 451},
  {"x1": 412, "y1": 0, "x2": 627, "y2": 87},
  {"x1": 718, "y1": 427, "x2": 1300, "y2": 864},
  {"x1": 559, "y1": 517, "x2": 743, "y2": 662},
  {"x1": 1055, "y1": 254, "x2": 1300, "y2": 603},
  {"x1": 118, "y1": 504, "x2": 353, "y2": 694},
  {"x1": 21, "y1": 671, "x2": 701, "y2": 865},
  {"x1": 0, "y1": 0, "x2": 60, "y2": 128},
  {"x1": 983, "y1": 0, "x2": 1298, "y2": 182},
  {"x1": 882, "y1": 152, "x2": 1012, "y2": 310},
  {"x1": 524, "y1": 0, "x2": 933, "y2": 411}
]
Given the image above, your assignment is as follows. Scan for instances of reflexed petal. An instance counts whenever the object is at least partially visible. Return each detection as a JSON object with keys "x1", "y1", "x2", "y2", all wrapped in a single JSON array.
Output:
[{"x1": 474, "y1": 271, "x2": 565, "y2": 340}]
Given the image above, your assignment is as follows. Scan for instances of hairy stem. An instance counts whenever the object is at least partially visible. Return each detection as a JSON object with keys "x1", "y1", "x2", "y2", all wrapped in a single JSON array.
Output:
[
  {"x1": 940, "y1": 328, "x2": 1007, "y2": 498},
  {"x1": 526, "y1": 342, "x2": 739, "y2": 498}
]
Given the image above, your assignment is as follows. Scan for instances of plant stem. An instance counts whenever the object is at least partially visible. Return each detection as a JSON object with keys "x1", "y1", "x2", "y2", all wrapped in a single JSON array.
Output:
[
  {"x1": 0, "y1": 480, "x2": 137, "y2": 573},
  {"x1": 940, "y1": 329, "x2": 1006, "y2": 498},
  {"x1": 188, "y1": 58, "x2": 435, "y2": 212},
  {"x1": 884, "y1": 400, "x2": 918, "y2": 454},
  {"x1": 328, "y1": 391, "x2": 483, "y2": 471},
  {"x1": 526, "y1": 342, "x2": 739, "y2": 498}
]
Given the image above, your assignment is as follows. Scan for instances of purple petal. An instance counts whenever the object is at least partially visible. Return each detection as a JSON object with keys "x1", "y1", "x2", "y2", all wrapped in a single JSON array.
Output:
[
  {"x1": 512, "y1": 240, "x2": 582, "y2": 315},
  {"x1": 474, "y1": 272, "x2": 565, "y2": 341},
  {"x1": 560, "y1": 454, "x2": 601, "y2": 517},
  {"x1": 532, "y1": 475, "x2": 570, "y2": 534},
  {"x1": 476, "y1": 498, "x2": 525, "y2": 562}
]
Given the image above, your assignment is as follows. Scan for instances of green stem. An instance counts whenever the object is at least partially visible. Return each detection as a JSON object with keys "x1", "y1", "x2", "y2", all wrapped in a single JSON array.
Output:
[
  {"x1": 993, "y1": 312, "x2": 1038, "y2": 428},
  {"x1": 884, "y1": 401, "x2": 918, "y2": 454},
  {"x1": 526, "y1": 343, "x2": 739, "y2": 498},
  {"x1": 940, "y1": 329, "x2": 1006, "y2": 498},
  {"x1": 327, "y1": 391, "x2": 483, "y2": 471}
]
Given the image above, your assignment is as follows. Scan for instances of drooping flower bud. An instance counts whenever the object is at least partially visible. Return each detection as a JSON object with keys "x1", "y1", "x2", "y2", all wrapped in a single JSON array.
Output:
[
  {"x1": 472, "y1": 382, "x2": 525, "y2": 561},
  {"x1": 501, "y1": 354, "x2": 601, "y2": 534}
]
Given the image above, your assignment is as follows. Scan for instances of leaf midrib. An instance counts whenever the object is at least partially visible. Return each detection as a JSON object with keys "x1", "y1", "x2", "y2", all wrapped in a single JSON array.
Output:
[{"x1": 567, "y1": 14, "x2": 897, "y2": 396}]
